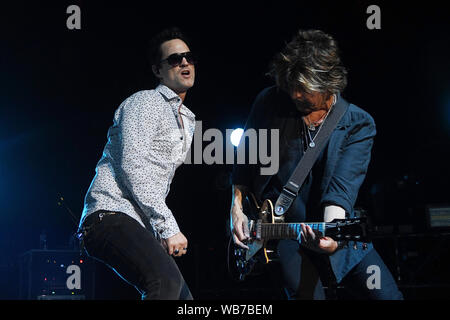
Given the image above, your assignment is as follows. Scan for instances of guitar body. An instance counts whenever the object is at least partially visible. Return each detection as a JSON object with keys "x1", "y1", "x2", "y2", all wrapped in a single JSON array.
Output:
[
  {"x1": 246, "y1": 197, "x2": 278, "y2": 262},
  {"x1": 228, "y1": 192, "x2": 370, "y2": 281},
  {"x1": 228, "y1": 193, "x2": 280, "y2": 281}
]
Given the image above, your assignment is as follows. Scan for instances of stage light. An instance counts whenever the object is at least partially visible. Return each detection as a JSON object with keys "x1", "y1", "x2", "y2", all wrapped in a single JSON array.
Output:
[{"x1": 230, "y1": 128, "x2": 244, "y2": 147}]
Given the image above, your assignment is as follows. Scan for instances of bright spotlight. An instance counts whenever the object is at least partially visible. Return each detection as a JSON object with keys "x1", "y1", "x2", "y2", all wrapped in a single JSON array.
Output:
[{"x1": 230, "y1": 128, "x2": 244, "y2": 147}]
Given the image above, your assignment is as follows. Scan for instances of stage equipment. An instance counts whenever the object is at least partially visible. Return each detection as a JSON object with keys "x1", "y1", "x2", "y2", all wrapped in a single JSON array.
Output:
[
  {"x1": 426, "y1": 205, "x2": 450, "y2": 229},
  {"x1": 18, "y1": 249, "x2": 95, "y2": 300}
]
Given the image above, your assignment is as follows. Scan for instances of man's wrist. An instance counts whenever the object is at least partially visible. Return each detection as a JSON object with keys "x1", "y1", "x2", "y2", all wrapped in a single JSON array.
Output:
[{"x1": 323, "y1": 205, "x2": 346, "y2": 222}]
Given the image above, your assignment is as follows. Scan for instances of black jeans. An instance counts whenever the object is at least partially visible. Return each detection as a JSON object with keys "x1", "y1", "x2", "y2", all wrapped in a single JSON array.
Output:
[
  {"x1": 80, "y1": 211, "x2": 193, "y2": 300},
  {"x1": 277, "y1": 239, "x2": 404, "y2": 300}
]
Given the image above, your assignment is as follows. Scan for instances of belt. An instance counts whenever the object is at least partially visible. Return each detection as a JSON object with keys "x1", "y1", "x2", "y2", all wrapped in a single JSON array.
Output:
[{"x1": 77, "y1": 210, "x2": 118, "y2": 241}]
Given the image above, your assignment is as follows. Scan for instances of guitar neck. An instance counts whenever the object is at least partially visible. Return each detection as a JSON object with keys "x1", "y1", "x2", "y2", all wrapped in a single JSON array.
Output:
[{"x1": 260, "y1": 222, "x2": 331, "y2": 240}]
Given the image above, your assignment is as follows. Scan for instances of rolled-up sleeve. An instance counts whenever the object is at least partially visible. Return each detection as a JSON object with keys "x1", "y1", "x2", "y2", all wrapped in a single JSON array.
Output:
[
  {"x1": 320, "y1": 113, "x2": 376, "y2": 215},
  {"x1": 117, "y1": 92, "x2": 180, "y2": 239}
]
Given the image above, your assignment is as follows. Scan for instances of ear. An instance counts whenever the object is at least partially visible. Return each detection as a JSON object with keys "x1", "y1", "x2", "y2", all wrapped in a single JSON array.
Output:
[{"x1": 152, "y1": 64, "x2": 161, "y2": 78}]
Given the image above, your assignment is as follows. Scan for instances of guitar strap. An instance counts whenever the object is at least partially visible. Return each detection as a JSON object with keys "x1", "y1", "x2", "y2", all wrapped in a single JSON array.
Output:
[{"x1": 274, "y1": 94, "x2": 350, "y2": 216}]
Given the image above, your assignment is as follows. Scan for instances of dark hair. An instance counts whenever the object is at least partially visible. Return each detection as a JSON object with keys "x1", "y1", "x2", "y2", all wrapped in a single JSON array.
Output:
[
  {"x1": 148, "y1": 27, "x2": 191, "y2": 67},
  {"x1": 268, "y1": 29, "x2": 347, "y2": 95}
]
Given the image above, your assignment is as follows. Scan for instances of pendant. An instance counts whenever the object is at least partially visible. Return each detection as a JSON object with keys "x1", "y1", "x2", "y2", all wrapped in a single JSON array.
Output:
[{"x1": 309, "y1": 141, "x2": 315, "y2": 148}]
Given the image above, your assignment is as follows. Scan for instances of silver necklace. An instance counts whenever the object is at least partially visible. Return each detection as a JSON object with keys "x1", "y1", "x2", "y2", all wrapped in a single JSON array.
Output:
[
  {"x1": 304, "y1": 121, "x2": 321, "y2": 148},
  {"x1": 303, "y1": 94, "x2": 336, "y2": 148}
]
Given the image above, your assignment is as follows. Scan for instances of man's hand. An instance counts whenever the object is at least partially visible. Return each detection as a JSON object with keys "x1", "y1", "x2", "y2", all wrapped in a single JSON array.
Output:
[
  {"x1": 231, "y1": 204, "x2": 250, "y2": 249},
  {"x1": 163, "y1": 232, "x2": 188, "y2": 257},
  {"x1": 299, "y1": 223, "x2": 338, "y2": 255},
  {"x1": 298, "y1": 204, "x2": 345, "y2": 254},
  {"x1": 230, "y1": 185, "x2": 250, "y2": 249}
]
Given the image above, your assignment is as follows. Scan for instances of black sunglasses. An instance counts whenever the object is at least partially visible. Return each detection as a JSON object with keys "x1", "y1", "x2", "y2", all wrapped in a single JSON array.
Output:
[{"x1": 159, "y1": 52, "x2": 197, "y2": 67}]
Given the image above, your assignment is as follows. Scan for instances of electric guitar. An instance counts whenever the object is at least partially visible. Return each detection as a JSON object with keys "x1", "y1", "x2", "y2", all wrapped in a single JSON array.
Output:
[{"x1": 228, "y1": 193, "x2": 371, "y2": 281}]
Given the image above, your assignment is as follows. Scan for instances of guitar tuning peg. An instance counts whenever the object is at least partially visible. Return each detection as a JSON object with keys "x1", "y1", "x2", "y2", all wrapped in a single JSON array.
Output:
[{"x1": 353, "y1": 242, "x2": 358, "y2": 250}]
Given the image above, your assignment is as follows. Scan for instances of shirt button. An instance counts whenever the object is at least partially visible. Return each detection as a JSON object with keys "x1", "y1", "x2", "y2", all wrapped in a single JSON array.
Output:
[{"x1": 180, "y1": 136, "x2": 183, "y2": 140}]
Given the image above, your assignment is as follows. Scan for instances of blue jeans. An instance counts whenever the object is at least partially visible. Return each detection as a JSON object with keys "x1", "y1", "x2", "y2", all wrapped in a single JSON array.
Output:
[
  {"x1": 80, "y1": 211, "x2": 192, "y2": 300},
  {"x1": 277, "y1": 239, "x2": 404, "y2": 300}
]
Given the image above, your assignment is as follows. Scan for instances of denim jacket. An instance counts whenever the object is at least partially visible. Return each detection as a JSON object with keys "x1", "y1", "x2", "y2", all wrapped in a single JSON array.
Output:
[{"x1": 232, "y1": 86, "x2": 376, "y2": 283}]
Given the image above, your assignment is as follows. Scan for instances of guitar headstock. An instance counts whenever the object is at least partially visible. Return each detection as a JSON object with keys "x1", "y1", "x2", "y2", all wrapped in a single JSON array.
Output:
[{"x1": 326, "y1": 217, "x2": 371, "y2": 243}]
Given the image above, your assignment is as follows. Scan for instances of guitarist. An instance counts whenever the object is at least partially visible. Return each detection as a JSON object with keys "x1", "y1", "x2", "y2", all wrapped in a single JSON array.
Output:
[{"x1": 230, "y1": 29, "x2": 403, "y2": 300}]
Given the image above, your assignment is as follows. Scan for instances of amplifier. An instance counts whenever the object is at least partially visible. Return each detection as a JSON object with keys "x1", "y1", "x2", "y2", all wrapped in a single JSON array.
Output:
[
  {"x1": 18, "y1": 250, "x2": 95, "y2": 300},
  {"x1": 427, "y1": 205, "x2": 450, "y2": 228}
]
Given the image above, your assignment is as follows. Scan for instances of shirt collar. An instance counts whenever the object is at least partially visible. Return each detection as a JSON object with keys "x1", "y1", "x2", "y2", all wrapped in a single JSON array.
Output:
[
  {"x1": 155, "y1": 84, "x2": 196, "y2": 119},
  {"x1": 335, "y1": 92, "x2": 351, "y2": 129},
  {"x1": 156, "y1": 84, "x2": 181, "y2": 102}
]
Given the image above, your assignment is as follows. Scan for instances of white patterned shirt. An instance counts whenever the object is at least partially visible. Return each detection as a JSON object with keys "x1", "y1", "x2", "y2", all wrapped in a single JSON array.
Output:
[{"x1": 79, "y1": 84, "x2": 196, "y2": 239}]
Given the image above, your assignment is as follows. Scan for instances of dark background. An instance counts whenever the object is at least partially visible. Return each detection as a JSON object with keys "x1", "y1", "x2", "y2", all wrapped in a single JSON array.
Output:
[{"x1": 1, "y1": 1, "x2": 449, "y2": 300}]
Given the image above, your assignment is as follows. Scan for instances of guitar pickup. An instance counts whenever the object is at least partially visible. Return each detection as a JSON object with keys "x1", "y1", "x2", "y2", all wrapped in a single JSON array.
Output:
[{"x1": 255, "y1": 220, "x2": 262, "y2": 240}]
